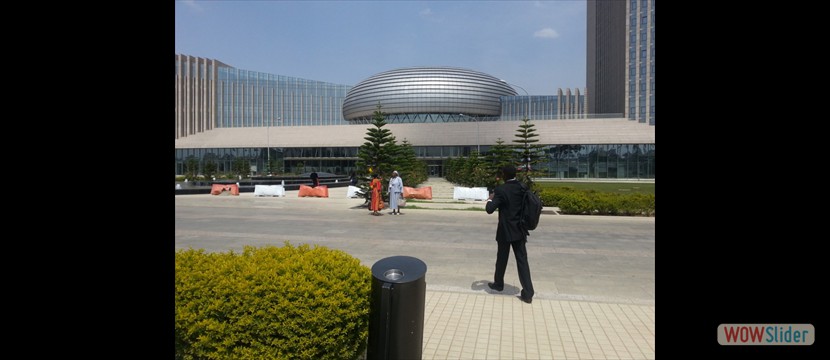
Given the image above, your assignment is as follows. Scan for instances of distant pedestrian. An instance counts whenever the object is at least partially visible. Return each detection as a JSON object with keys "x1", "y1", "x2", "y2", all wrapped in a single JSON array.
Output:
[
  {"x1": 388, "y1": 170, "x2": 404, "y2": 215},
  {"x1": 310, "y1": 170, "x2": 319, "y2": 188},
  {"x1": 370, "y1": 173, "x2": 383, "y2": 216},
  {"x1": 485, "y1": 165, "x2": 535, "y2": 304},
  {"x1": 349, "y1": 171, "x2": 357, "y2": 186}
]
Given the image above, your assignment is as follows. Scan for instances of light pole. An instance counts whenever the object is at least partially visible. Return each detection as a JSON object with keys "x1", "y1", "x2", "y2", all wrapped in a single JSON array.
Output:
[
  {"x1": 267, "y1": 118, "x2": 271, "y2": 175},
  {"x1": 500, "y1": 80, "x2": 533, "y2": 178},
  {"x1": 458, "y1": 113, "x2": 480, "y2": 153},
  {"x1": 267, "y1": 117, "x2": 281, "y2": 175},
  {"x1": 500, "y1": 80, "x2": 530, "y2": 119}
]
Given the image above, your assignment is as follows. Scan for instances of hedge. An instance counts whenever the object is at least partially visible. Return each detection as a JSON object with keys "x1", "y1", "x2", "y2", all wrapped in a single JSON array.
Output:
[
  {"x1": 175, "y1": 243, "x2": 372, "y2": 359},
  {"x1": 539, "y1": 187, "x2": 654, "y2": 216}
]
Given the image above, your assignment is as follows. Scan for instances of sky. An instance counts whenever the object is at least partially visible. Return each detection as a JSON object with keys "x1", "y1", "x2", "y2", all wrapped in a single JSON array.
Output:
[{"x1": 175, "y1": 0, "x2": 587, "y2": 95}]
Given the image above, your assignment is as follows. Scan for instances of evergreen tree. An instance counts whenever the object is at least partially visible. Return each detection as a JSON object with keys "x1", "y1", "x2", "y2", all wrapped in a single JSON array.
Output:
[
  {"x1": 461, "y1": 150, "x2": 490, "y2": 187},
  {"x1": 443, "y1": 150, "x2": 490, "y2": 188},
  {"x1": 202, "y1": 153, "x2": 218, "y2": 180},
  {"x1": 232, "y1": 157, "x2": 249, "y2": 177},
  {"x1": 184, "y1": 156, "x2": 199, "y2": 180},
  {"x1": 394, "y1": 139, "x2": 428, "y2": 188},
  {"x1": 444, "y1": 157, "x2": 462, "y2": 185},
  {"x1": 486, "y1": 138, "x2": 513, "y2": 190},
  {"x1": 355, "y1": 104, "x2": 398, "y2": 203},
  {"x1": 512, "y1": 118, "x2": 546, "y2": 187}
]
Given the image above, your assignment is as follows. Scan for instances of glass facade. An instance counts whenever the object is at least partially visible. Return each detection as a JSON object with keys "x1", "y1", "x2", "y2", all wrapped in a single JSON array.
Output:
[
  {"x1": 216, "y1": 68, "x2": 351, "y2": 127},
  {"x1": 176, "y1": 55, "x2": 653, "y2": 180},
  {"x1": 500, "y1": 94, "x2": 587, "y2": 121},
  {"x1": 176, "y1": 144, "x2": 654, "y2": 179},
  {"x1": 175, "y1": 54, "x2": 352, "y2": 137},
  {"x1": 627, "y1": 0, "x2": 654, "y2": 125}
]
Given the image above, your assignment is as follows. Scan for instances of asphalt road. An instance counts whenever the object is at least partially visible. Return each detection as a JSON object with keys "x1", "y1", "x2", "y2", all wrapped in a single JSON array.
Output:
[{"x1": 175, "y1": 190, "x2": 654, "y2": 305}]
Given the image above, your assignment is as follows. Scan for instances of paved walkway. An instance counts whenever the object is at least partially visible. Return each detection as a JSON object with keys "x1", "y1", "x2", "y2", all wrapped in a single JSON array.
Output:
[
  {"x1": 176, "y1": 185, "x2": 655, "y2": 359},
  {"x1": 423, "y1": 292, "x2": 653, "y2": 359}
]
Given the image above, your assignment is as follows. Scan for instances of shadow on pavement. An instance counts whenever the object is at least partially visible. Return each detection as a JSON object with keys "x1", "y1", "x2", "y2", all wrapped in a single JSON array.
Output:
[{"x1": 471, "y1": 280, "x2": 520, "y2": 295}]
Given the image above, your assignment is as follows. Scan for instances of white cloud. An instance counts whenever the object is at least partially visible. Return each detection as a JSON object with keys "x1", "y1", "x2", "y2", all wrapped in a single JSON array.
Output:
[
  {"x1": 533, "y1": 28, "x2": 559, "y2": 39},
  {"x1": 183, "y1": 0, "x2": 203, "y2": 12},
  {"x1": 420, "y1": 8, "x2": 432, "y2": 16}
]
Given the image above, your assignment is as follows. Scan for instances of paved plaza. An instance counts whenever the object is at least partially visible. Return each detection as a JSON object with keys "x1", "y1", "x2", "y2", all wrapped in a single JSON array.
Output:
[{"x1": 175, "y1": 185, "x2": 655, "y2": 359}]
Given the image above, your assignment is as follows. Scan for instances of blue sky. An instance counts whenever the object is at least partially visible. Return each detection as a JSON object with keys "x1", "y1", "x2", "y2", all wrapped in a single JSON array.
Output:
[{"x1": 175, "y1": 0, "x2": 587, "y2": 95}]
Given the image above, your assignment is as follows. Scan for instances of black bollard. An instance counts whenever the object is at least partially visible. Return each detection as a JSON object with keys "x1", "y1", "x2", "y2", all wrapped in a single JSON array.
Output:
[{"x1": 367, "y1": 256, "x2": 427, "y2": 360}]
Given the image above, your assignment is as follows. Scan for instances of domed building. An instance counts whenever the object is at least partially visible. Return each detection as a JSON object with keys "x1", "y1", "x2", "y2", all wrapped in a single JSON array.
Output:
[
  {"x1": 174, "y1": 54, "x2": 654, "y2": 179},
  {"x1": 343, "y1": 67, "x2": 517, "y2": 123}
]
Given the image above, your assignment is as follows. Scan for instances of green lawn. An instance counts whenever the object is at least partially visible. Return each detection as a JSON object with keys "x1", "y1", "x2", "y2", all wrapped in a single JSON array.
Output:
[{"x1": 536, "y1": 181, "x2": 654, "y2": 195}]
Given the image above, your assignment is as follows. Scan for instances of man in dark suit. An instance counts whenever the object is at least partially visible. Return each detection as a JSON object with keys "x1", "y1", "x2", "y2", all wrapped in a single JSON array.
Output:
[{"x1": 485, "y1": 165, "x2": 535, "y2": 304}]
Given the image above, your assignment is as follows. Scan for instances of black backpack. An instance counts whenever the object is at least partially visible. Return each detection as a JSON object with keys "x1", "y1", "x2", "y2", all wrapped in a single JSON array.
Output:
[{"x1": 519, "y1": 182, "x2": 542, "y2": 232}]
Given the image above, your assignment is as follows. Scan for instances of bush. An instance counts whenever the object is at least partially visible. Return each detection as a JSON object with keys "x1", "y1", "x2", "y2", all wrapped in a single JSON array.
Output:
[
  {"x1": 539, "y1": 187, "x2": 655, "y2": 216},
  {"x1": 538, "y1": 187, "x2": 574, "y2": 208},
  {"x1": 557, "y1": 192, "x2": 593, "y2": 214},
  {"x1": 175, "y1": 243, "x2": 372, "y2": 360}
]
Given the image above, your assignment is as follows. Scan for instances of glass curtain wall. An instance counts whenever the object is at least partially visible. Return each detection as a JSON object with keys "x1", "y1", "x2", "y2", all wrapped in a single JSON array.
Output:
[{"x1": 176, "y1": 144, "x2": 654, "y2": 179}]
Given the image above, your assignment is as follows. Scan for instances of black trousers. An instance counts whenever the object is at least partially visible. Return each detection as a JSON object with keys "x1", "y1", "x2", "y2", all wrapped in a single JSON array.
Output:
[{"x1": 494, "y1": 240, "x2": 535, "y2": 298}]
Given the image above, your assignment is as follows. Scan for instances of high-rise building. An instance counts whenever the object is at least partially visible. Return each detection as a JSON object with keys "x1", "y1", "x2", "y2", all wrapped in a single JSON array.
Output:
[
  {"x1": 587, "y1": 0, "x2": 654, "y2": 125},
  {"x1": 587, "y1": 0, "x2": 625, "y2": 117}
]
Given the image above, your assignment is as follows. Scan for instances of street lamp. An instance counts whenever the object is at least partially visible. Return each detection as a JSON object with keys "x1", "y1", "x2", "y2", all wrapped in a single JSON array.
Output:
[
  {"x1": 500, "y1": 80, "x2": 530, "y2": 119},
  {"x1": 267, "y1": 117, "x2": 281, "y2": 175},
  {"x1": 500, "y1": 80, "x2": 534, "y2": 179},
  {"x1": 267, "y1": 118, "x2": 270, "y2": 175},
  {"x1": 458, "y1": 113, "x2": 480, "y2": 153}
]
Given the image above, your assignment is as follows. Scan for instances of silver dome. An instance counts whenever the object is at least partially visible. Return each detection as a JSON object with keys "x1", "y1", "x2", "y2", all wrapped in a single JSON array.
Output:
[{"x1": 343, "y1": 67, "x2": 517, "y2": 121}]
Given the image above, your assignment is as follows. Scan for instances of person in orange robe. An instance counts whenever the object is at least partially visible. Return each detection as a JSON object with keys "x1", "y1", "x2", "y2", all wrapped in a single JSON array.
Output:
[{"x1": 370, "y1": 173, "x2": 383, "y2": 216}]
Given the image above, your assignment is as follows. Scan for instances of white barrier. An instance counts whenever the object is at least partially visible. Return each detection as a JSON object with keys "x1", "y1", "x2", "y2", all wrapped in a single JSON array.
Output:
[
  {"x1": 453, "y1": 187, "x2": 489, "y2": 201},
  {"x1": 347, "y1": 185, "x2": 361, "y2": 198},
  {"x1": 254, "y1": 185, "x2": 285, "y2": 197}
]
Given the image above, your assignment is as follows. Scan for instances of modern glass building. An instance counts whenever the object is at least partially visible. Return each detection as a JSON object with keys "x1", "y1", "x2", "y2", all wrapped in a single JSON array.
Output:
[
  {"x1": 587, "y1": 0, "x2": 654, "y2": 125},
  {"x1": 175, "y1": 54, "x2": 352, "y2": 140},
  {"x1": 627, "y1": 0, "x2": 655, "y2": 125},
  {"x1": 175, "y1": 55, "x2": 654, "y2": 179},
  {"x1": 587, "y1": 0, "x2": 626, "y2": 117}
]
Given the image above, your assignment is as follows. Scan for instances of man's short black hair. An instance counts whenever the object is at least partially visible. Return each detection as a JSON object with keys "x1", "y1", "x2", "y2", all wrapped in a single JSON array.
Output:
[{"x1": 501, "y1": 165, "x2": 517, "y2": 180}]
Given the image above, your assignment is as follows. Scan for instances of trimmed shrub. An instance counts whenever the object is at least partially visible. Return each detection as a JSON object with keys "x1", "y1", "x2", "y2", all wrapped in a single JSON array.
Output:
[
  {"x1": 557, "y1": 191, "x2": 593, "y2": 214},
  {"x1": 539, "y1": 187, "x2": 655, "y2": 216},
  {"x1": 175, "y1": 243, "x2": 372, "y2": 360},
  {"x1": 538, "y1": 187, "x2": 575, "y2": 208}
]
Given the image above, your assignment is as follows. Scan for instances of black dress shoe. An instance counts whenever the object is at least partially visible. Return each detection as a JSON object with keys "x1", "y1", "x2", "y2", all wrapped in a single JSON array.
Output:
[
  {"x1": 518, "y1": 295, "x2": 532, "y2": 304},
  {"x1": 487, "y1": 282, "x2": 504, "y2": 291}
]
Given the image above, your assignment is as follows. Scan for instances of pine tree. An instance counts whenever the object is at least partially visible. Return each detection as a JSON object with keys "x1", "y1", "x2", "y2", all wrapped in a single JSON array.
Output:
[
  {"x1": 232, "y1": 157, "x2": 249, "y2": 177},
  {"x1": 443, "y1": 150, "x2": 492, "y2": 188},
  {"x1": 512, "y1": 118, "x2": 546, "y2": 187},
  {"x1": 202, "y1": 153, "x2": 218, "y2": 180},
  {"x1": 355, "y1": 104, "x2": 398, "y2": 203},
  {"x1": 444, "y1": 157, "x2": 462, "y2": 185},
  {"x1": 394, "y1": 139, "x2": 428, "y2": 188},
  {"x1": 462, "y1": 150, "x2": 490, "y2": 187},
  {"x1": 184, "y1": 156, "x2": 199, "y2": 180},
  {"x1": 486, "y1": 137, "x2": 513, "y2": 190}
]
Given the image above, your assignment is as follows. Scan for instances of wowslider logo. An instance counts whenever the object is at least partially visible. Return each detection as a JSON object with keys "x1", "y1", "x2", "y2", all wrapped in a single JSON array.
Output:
[{"x1": 718, "y1": 324, "x2": 814, "y2": 345}]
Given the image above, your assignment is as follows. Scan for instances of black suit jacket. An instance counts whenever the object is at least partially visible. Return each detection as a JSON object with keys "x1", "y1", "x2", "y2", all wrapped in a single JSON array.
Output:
[{"x1": 485, "y1": 179, "x2": 528, "y2": 243}]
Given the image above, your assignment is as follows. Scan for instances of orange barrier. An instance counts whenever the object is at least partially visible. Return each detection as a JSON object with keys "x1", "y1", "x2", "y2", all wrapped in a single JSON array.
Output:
[
  {"x1": 210, "y1": 184, "x2": 240, "y2": 196},
  {"x1": 298, "y1": 185, "x2": 329, "y2": 197},
  {"x1": 403, "y1": 186, "x2": 432, "y2": 200}
]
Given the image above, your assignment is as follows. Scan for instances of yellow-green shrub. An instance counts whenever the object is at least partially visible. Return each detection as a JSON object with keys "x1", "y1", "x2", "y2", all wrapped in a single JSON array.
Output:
[
  {"x1": 540, "y1": 188, "x2": 655, "y2": 216},
  {"x1": 175, "y1": 243, "x2": 372, "y2": 360}
]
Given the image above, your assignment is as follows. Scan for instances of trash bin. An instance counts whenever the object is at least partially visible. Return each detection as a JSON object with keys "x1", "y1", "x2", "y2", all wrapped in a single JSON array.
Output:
[{"x1": 367, "y1": 256, "x2": 427, "y2": 360}]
